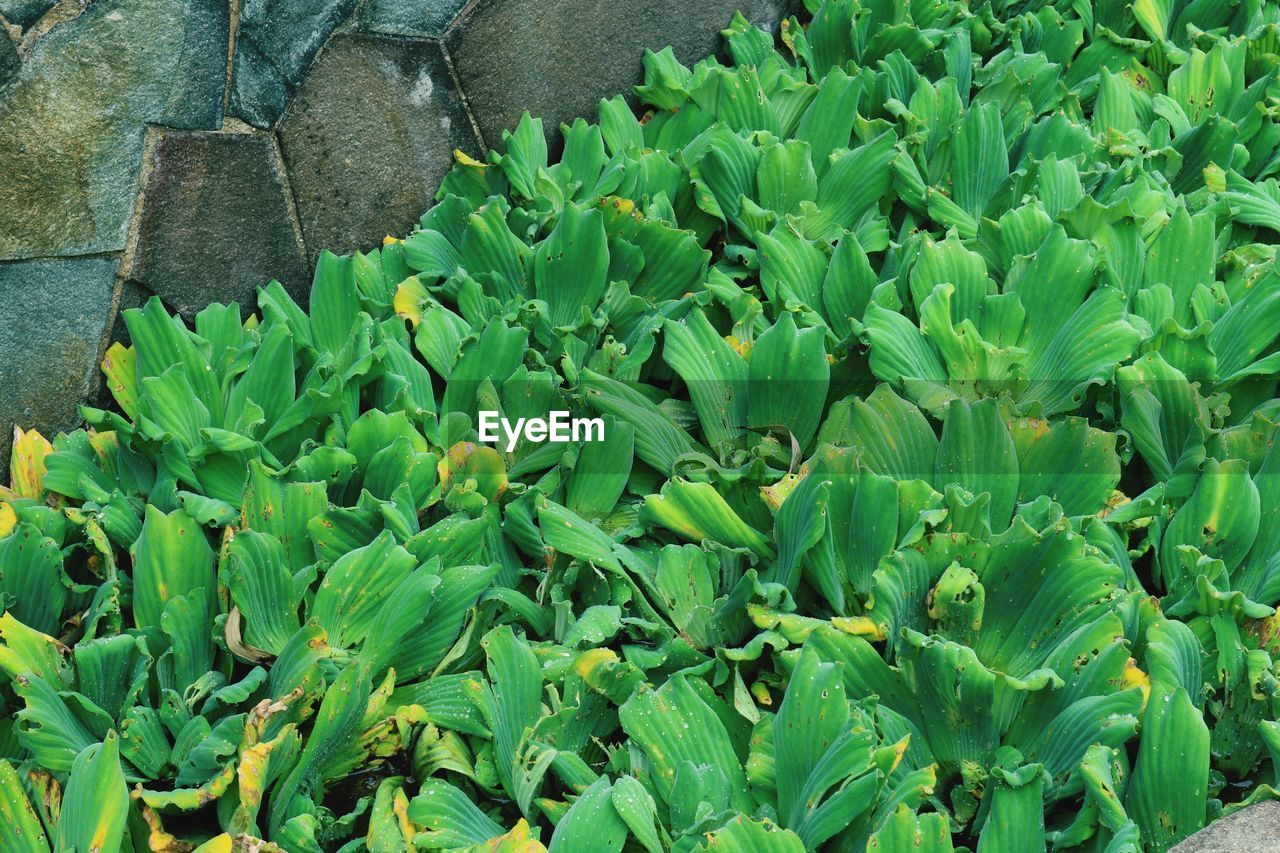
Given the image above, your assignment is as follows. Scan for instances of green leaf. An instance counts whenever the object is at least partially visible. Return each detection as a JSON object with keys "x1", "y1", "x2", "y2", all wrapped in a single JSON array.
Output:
[
  {"x1": 1022, "y1": 286, "x2": 1141, "y2": 416},
  {"x1": 565, "y1": 417, "x2": 634, "y2": 520},
  {"x1": 610, "y1": 775, "x2": 663, "y2": 853},
  {"x1": 1126, "y1": 683, "x2": 1209, "y2": 849},
  {"x1": 868, "y1": 805, "x2": 953, "y2": 852},
  {"x1": 934, "y1": 398, "x2": 1019, "y2": 530},
  {"x1": 549, "y1": 777, "x2": 628, "y2": 852},
  {"x1": 663, "y1": 309, "x2": 748, "y2": 451},
  {"x1": 534, "y1": 202, "x2": 610, "y2": 327},
  {"x1": 620, "y1": 674, "x2": 752, "y2": 814},
  {"x1": 130, "y1": 506, "x2": 213, "y2": 632},
  {"x1": 73, "y1": 634, "x2": 149, "y2": 721},
  {"x1": 269, "y1": 661, "x2": 374, "y2": 835},
  {"x1": 240, "y1": 461, "x2": 326, "y2": 572},
  {"x1": 748, "y1": 312, "x2": 830, "y2": 449},
  {"x1": 228, "y1": 530, "x2": 298, "y2": 655},
  {"x1": 976, "y1": 761, "x2": 1049, "y2": 852},
  {"x1": 822, "y1": 232, "x2": 877, "y2": 336},
  {"x1": 310, "y1": 250, "x2": 362, "y2": 357},
  {"x1": 1009, "y1": 416, "x2": 1120, "y2": 516},
  {"x1": 951, "y1": 102, "x2": 1007, "y2": 219},
  {"x1": 312, "y1": 530, "x2": 418, "y2": 650},
  {"x1": 695, "y1": 815, "x2": 805, "y2": 852},
  {"x1": 820, "y1": 386, "x2": 938, "y2": 481},
  {"x1": 408, "y1": 779, "x2": 506, "y2": 849},
  {"x1": 642, "y1": 479, "x2": 773, "y2": 559},
  {"x1": 1144, "y1": 205, "x2": 1214, "y2": 326},
  {"x1": 472, "y1": 626, "x2": 546, "y2": 811},
  {"x1": 910, "y1": 230, "x2": 989, "y2": 326},
  {"x1": 1159, "y1": 458, "x2": 1260, "y2": 586},
  {"x1": 0, "y1": 759, "x2": 49, "y2": 852},
  {"x1": 0, "y1": 522, "x2": 66, "y2": 634},
  {"x1": 774, "y1": 646, "x2": 879, "y2": 847},
  {"x1": 800, "y1": 130, "x2": 896, "y2": 241},
  {"x1": 497, "y1": 113, "x2": 549, "y2": 200},
  {"x1": 57, "y1": 732, "x2": 130, "y2": 853}
]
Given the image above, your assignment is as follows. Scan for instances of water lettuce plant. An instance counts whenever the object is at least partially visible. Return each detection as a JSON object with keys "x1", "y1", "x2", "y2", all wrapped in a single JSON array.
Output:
[{"x1": 4, "y1": 0, "x2": 1280, "y2": 850}]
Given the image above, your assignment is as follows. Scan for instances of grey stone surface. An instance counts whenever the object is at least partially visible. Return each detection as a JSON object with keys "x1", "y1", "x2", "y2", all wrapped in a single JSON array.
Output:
[
  {"x1": 279, "y1": 34, "x2": 480, "y2": 261},
  {"x1": 0, "y1": 0, "x2": 228, "y2": 260},
  {"x1": 1171, "y1": 802, "x2": 1280, "y2": 852},
  {"x1": 154, "y1": 0, "x2": 230, "y2": 129},
  {"x1": 0, "y1": 0, "x2": 782, "y2": 461},
  {"x1": 0, "y1": 0, "x2": 55, "y2": 28},
  {"x1": 229, "y1": 0, "x2": 359, "y2": 128},
  {"x1": 0, "y1": 257, "x2": 117, "y2": 479},
  {"x1": 446, "y1": 0, "x2": 790, "y2": 149},
  {"x1": 128, "y1": 130, "x2": 309, "y2": 318},
  {"x1": 0, "y1": 27, "x2": 18, "y2": 84},
  {"x1": 357, "y1": 0, "x2": 468, "y2": 38}
]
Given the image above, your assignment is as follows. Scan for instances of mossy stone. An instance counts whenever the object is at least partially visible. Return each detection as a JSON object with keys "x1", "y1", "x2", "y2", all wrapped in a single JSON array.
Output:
[
  {"x1": 0, "y1": 257, "x2": 118, "y2": 481},
  {"x1": 129, "y1": 130, "x2": 309, "y2": 318},
  {"x1": 278, "y1": 34, "x2": 480, "y2": 262},
  {"x1": 0, "y1": 0, "x2": 228, "y2": 259}
]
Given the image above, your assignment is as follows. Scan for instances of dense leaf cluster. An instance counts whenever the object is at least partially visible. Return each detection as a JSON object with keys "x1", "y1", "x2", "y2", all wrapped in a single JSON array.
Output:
[{"x1": 4, "y1": 0, "x2": 1280, "y2": 850}]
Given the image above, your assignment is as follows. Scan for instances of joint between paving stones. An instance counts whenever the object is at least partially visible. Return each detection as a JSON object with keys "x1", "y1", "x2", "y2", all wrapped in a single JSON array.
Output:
[
  {"x1": 437, "y1": 36, "x2": 489, "y2": 157},
  {"x1": 267, "y1": 127, "x2": 311, "y2": 265},
  {"x1": 223, "y1": 0, "x2": 241, "y2": 117},
  {"x1": 0, "y1": 0, "x2": 792, "y2": 481}
]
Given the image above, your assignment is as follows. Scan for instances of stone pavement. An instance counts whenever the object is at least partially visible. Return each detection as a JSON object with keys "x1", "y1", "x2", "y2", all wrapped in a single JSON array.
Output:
[
  {"x1": 0, "y1": 0, "x2": 789, "y2": 476},
  {"x1": 1171, "y1": 801, "x2": 1280, "y2": 852}
]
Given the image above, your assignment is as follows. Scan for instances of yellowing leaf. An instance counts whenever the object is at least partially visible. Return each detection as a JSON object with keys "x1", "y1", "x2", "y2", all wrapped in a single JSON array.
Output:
[
  {"x1": 455, "y1": 149, "x2": 488, "y2": 169},
  {"x1": 483, "y1": 819, "x2": 547, "y2": 852},
  {"x1": 1123, "y1": 657, "x2": 1151, "y2": 712},
  {"x1": 831, "y1": 615, "x2": 888, "y2": 642},
  {"x1": 394, "y1": 275, "x2": 430, "y2": 328},
  {"x1": 101, "y1": 342, "x2": 138, "y2": 419},
  {"x1": 9, "y1": 427, "x2": 52, "y2": 500},
  {"x1": 438, "y1": 441, "x2": 508, "y2": 501},
  {"x1": 0, "y1": 502, "x2": 15, "y2": 539}
]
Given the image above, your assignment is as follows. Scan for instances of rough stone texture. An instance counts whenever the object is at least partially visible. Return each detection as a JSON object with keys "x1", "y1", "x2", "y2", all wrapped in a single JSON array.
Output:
[
  {"x1": 0, "y1": 0, "x2": 772, "y2": 462},
  {"x1": 0, "y1": 257, "x2": 117, "y2": 479},
  {"x1": 229, "y1": 0, "x2": 359, "y2": 128},
  {"x1": 0, "y1": 27, "x2": 18, "y2": 84},
  {"x1": 0, "y1": 0, "x2": 55, "y2": 28},
  {"x1": 1170, "y1": 802, "x2": 1280, "y2": 852},
  {"x1": 129, "y1": 130, "x2": 309, "y2": 318},
  {"x1": 0, "y1": 0, "x2": 228, "y2": 259},
  {"x1": 446, "y1": 0, "x2": 790, "y2": 149},
  {"x1": 357, "y1": 0, "x2": 468, "y2": 38},
  {"x1": 279, "y1": 34, "x2": 480, "y2": 261},
  {"x1": 153, "y1": 0, "x2": 230, "y2": 129}
]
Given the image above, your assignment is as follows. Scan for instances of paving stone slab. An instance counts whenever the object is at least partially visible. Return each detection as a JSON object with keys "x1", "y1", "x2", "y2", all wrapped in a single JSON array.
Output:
[
  {"x1": 155, "y1": 0, "x2": 229, "y2": 129},
  {"x1": 1171, "y1": 801, "x2": 1280, "y2": 852},
  {"x1": 0, "y1": 257, "x2": 118, "y2": 482},
  {"x1": 279, "y1": 33, "x2": 480, "y2": 262},
  {"x1": 357, "y1": 0, "x2": 468, "y2": 38},
  {"x1": 0, "y1": 0, "x2": 55, "y2": 28},
  {"x1": 0, "y1": 0, "x2": 228, "y2": 260},
  {"x1": 446, "y1": 0, "x2": 789, "y2": 150},
  {"x1": 229, "y1": 0, "x2": 359, "y2": 128},
  {"x1": 129, "y1": 130, "x2": 309, "y2": 318},
  {"x1": 0, "y1": 26, "x2": 17, "y2": 84}
]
